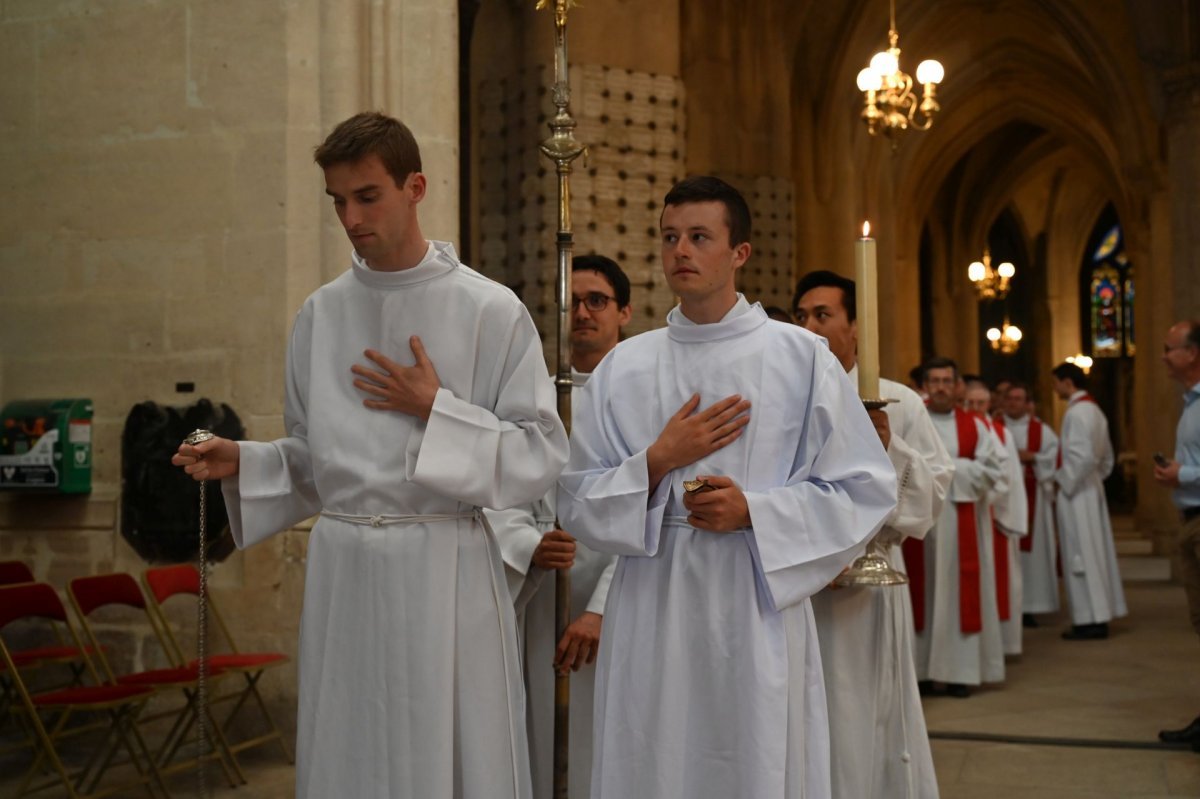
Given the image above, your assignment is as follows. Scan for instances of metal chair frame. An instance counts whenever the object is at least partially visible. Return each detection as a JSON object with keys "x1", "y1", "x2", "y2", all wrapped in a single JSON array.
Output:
[
  {"x1": 68, "y1": 572, "x2": 245, "y2": 788},
  {"x1": 0, "y1": 582, "x2": 171, "y2": 799},
  {"x1": 142, "y1": 564, "x2": 294, "y2": 770}
]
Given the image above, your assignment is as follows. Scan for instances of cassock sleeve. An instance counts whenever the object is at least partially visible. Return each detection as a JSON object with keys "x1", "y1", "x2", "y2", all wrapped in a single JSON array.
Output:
[
  {"x1": 742, "y1": 354, "x2": 898, "y2": 611},
  {"x1": 880, "y1": 388, "x2": 954, "y2": 543},
  {"x1": 1055, "y1": 408, "x2": 1100, "y2": 497},
  {"x1": 222, "y1": 306, "x2": 322, "y2": 549},
  {"x1": 585, "y1": 558, "x2": 618, "y2": 616},
  {"x1": 557, "y1": 355, "x2": 672, "y2": 557},
  {"x1": 992, "y1": 432, "x2": 1029, "y2": 537},
  {"x1": 947, "y1": 418, "x2": 1006, "y2": 503},
  {"x1": 404, "y1": 302, "x2": 569, "y2": 510},
  {"x1": 1034, "y1": 424, "x2": 1059, "y2": 485},
  {"x1": 484, "y1": 498, "x2": 550, "y2": 607}
]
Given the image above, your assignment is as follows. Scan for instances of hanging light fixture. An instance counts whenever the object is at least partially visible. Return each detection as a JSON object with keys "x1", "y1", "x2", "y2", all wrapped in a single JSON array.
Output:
[
  {"x1": 1066, "y1": 353, "x2": 1094, "y2": 374},
  {"x1": 986, "y1": 320, "x2": 1023, "y2": 355},
  {"x1": 856, "y1": 0, "x2": 944, "y2": 137},
  {"x1": 968, "y1": 249, "x2": 1015, "y2": 301}
]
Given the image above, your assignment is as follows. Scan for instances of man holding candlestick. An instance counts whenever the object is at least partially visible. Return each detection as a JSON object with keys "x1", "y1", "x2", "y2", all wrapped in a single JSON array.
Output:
[
  {"x1": 794, "y1": 269, "x2": 953, "y2": 799},
  {"x1": 558, "y1": 176, "x2": 897, "y2": 798}
]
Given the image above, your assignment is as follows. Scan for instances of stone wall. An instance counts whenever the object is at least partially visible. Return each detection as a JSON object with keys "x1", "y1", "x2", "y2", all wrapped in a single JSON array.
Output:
[{"x1": 0, "y1": 0, "x2": 462, "y2": 742}]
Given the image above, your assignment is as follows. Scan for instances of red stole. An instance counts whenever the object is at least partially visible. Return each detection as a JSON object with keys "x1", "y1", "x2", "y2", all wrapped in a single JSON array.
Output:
[
  {"x1": 989, "y1": 417, "x2": 1010, "y2": 622},
  {"x1": 1019, "y1": 417, "x2": 1043, "y2": 552},
  {"x1": 905, "y1": 407, "x2": 982, "y2": 633}
]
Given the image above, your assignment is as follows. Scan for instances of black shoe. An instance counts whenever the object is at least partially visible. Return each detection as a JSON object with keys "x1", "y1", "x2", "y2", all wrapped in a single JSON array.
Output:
[
  {"x1": 1192, "y1": 739, "x2": 1200, "y2": 753},
  {"x1": 1022, "y1": 613, "x2": 1039, "y2": 628},
  {"x1": 1062, "y1": 623, "x2": 1108, "y2": 640},
  {"x1": 917, "y1": 680, "x2": 942, "y2": 697},
  {"x1": 945, "y1": 683, "x2": 971, "y2": 698},
  {"x1": 1160, "y1": 715, "x2": 1200, "y2": 744}
]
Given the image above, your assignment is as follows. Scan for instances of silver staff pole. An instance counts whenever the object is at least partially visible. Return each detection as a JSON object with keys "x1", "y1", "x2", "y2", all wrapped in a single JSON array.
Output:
[{"x1": 536, "y1": 1, "x2": 587, "y2": 796}]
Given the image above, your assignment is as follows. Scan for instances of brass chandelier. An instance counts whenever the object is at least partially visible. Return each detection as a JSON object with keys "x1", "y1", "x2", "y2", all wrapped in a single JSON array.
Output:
[
  {"x1": 855, "y1": 0, "x2": 944, "y2": 137},
  {"x1": 968, "y1": 250, "x2": 1015, "y2": 301},
  {"x1": 987, "y1": 320, "x2": 1023, "y2": 355}
]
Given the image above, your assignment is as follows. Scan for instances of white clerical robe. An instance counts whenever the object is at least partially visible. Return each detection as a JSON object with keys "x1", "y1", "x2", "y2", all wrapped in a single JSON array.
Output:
[
  {"x1": 812, "y1": 371, "x2": 952, "y2": 799},
  {"x1": 1003, "y1": 414, "x2": 1060, "y2": 614},
  {"x1": 558, "y1": 299, "x2": 898, "y2": 799},
  {"x1": 487, "y1": 369, "x2": 618, "y2": 799},
  {"x1": 914, "y1": 410, "x2": 1006, "y2": 686},
  {"x1": 986, "y1": 420, "x2": 1028, "y2": 658},
  {"x1": 1054, "y1": 391, "x2": 1127, "y2": 625},
  {"x1": 221, "y1": 242, "x2": 569, "y2": 799}
]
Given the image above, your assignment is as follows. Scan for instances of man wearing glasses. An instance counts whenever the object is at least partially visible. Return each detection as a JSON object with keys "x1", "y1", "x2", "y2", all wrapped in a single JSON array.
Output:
[
  {"x1": 488, "y1": 255, "x2": 631, "y2": 799},
  {"x1": 1155, "y1": 321, "x2": 1200, "y2": 748}
]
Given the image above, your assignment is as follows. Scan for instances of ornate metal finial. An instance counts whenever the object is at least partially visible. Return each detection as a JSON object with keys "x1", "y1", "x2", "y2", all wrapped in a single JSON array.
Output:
[{"x1": 535, "y1": 0, "x2": 580, "y2": 29}]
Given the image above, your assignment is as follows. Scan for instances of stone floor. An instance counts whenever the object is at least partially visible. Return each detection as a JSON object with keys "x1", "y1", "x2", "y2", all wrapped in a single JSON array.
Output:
[{"x1": 4, "y1": 582, "x2": 1199, "y2": 797}]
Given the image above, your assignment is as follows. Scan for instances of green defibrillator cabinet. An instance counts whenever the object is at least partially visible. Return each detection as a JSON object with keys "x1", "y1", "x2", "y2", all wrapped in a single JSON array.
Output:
[{"x1": 0, "y1": 399, "x2": 93, "y2": 493}]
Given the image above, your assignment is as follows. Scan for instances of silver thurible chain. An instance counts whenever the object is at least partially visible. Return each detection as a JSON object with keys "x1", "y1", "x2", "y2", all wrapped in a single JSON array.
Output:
[{"x1": 185, "y1": 429, "x2": 215, "y2": 799}]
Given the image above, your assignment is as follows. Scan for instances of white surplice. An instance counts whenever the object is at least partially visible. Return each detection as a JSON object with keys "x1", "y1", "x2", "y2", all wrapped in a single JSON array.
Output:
[
  {"x1": 1003, "y1": 414, "x2": 1060, "y2": 614},
  {"x1": 487, "y1": 369, "x2": 618, "y2": 799},
  {"x1": 1054, "y1": 391, "x2": 1127, "y2": 625},
  {"x1": 557, "y1": 299, "x2": 898, "y2": 799},
  {"x1": 914, "y1": 410, "x2": 1007, "y2": 686},
  {"x1": 986, "y1": 420, "x2": 1028, "y2": 658},
  {"x1": 220, "y1": 241, "x2": 569, "y2": 799},
  {"x1": 812, "y1": 372, "x2": 952, "y2": 799}
]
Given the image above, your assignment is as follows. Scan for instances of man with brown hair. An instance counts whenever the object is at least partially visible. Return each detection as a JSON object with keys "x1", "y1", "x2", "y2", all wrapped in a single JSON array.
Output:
[{"x1": 174, "y1": 111, "x2": 568, "y2": 799}]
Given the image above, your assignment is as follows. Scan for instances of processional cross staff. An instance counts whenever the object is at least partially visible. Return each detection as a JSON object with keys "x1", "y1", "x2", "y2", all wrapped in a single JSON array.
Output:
[{"x1": 535, "y1": 0, "x2": 587, "y2": 796}]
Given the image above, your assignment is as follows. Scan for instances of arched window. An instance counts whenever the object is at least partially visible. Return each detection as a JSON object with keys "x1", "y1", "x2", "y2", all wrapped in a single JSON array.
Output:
[{"x1": 1082, "y1": 209, "x2": 1134, "y2": 358}]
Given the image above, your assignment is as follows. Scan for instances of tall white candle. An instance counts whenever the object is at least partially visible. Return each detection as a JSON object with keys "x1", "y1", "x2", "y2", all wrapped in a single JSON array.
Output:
[{"x1": 855, "y1": 221, "x2": 880, "y2": 398}]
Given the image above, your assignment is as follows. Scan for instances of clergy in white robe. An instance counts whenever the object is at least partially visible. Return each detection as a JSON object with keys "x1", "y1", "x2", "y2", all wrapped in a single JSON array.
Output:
[
  {"x1": 1051, "y1": 364, "x2": 1127, "y2": 636},
  {"x1": 816, "y1": 372, "x2": 951, "y2": 799},
  {"x1": 488, "y1": 368, "x2": 618, "y2": 799},
  {"x1": 793, "y1": 271, "x2": 952, "y2": 799},
  {"x1": 911, "y1": 362, "x2": 1006, "y2": 690},
  {"x1": 1000, "y1": 383, "x2": 1061, "y2": 617},
  {"x1": 175, "y1": 117, "x2": 568, "y2": 799},
  {"x1": 984, "y1": 414, "x2": 1029, "y2": 657},
  {"x1": 558, "y1": 298, "x2": 896, "y2": 798}
]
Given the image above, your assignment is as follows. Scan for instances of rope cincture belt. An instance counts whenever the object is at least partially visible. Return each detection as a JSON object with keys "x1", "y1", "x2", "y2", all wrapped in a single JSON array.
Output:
[{"x1": 320, "y1": 509, "x2": 482, "y2": 528}]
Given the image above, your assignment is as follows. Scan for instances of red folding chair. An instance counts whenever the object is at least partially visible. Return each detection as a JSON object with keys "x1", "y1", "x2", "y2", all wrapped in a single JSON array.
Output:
[
  {"x1": 0, "y1": 582, "x2": 170, "y2": 798},
  {"x1": 142, "y1": 564, "x2": 294, "y2": 769},
  {"x1": 0, "y1": 560, "x2": 35, "y2": 586},
  {"x1": 69, "y1": 573, "x2": 244, "y2": 788}
]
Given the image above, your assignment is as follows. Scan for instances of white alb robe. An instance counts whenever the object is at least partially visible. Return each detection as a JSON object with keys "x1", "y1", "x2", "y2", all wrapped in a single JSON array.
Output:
[
  {"x1": 487, "y1": 369, "x2": 618, "y2": 799},
  {"x1": 987, "y1": 420, "x2": 1028, "y2": 657},
  {"x1": 1003, "y1": 414, "x2": 1060, "y2": 614},
  {"x1": 558, "y1": 300, "x2": 898, "y2": 799},
  {"x1": 1054, "y1": 391, "x2": 1127, "y2": 625},
  {"x1": 914, "y1": 410, "x2": 1007, "y2": 686},
  {"x1": 221, "y1": 242, "x2": 569, "y2": 799},
  {"x1": 812, "y1": 372, "x2": 952, "y2": 799}
]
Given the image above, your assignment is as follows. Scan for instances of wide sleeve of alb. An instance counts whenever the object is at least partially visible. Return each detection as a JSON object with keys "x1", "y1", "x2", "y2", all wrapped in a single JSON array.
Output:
[
  {"x1": 742, "y1": 353, "x2": 898, "y2": 611},
  {"x1": 883, "y1": 387, "x2": 953, "y2": 542},
  {"x1": 556, "y1": 355, "x2": 670, "y2": 558},
  {"x1": 404, "y1": 302, "x2": 568, "y2": 510},
  {"x1": 1055, "y1": 407, "x2": 1099, "y2": 497},
  {"x1": 222, "y1": 306, "x2": 322, "y2": 549}
]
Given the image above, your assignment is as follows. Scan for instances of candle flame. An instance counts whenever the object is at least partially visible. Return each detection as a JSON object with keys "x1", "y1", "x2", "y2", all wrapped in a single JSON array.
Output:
[{"x1": 862, "y1": 221, "x2": 871, "y2": 237}]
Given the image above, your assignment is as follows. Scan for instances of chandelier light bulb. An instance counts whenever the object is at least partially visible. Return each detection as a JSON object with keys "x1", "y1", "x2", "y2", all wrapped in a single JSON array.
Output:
[
  {"x1": 997, "y1": 261, "x2": 1016, "y2": 279},
  {"x1": 870, "y1": 51, "x2": 898, "y2": 77},
  {"x1": 916, "y1": 59, "x2": 944, "y2": 85},
  {"x1": 987, "y1": 327, "x2": 1002, "y2": 342},
  {"x1": 1007, "y1": 326, "x2": 1023, "y2": 342},
  {"x1": 857, "y1": 67, "x2": 883, "y2": 92},
  {"x1": 968, "y1": 261, "x2": 985, "y2": 282}
]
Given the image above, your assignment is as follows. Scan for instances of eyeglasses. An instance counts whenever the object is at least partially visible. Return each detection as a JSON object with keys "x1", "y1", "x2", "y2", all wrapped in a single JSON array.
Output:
[
  {"x1": 1164, "y1": 343, "x2": 1195, "y2": 354},
  {"x1": 571, "y1": 292, "x2": 618, "y2": 312}
]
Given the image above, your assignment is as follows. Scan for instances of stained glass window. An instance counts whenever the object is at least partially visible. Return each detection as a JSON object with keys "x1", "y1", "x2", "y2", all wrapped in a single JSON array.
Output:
[{"x1": 1085, "y1": 214, "x2": 1134, "y2": 358}]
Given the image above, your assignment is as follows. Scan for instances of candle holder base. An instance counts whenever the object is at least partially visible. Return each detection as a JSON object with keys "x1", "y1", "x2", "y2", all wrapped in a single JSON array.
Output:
[
  {"x1": 835, "y1": 530, "x2": 909, "y2": 588},
  {"x1": 861, "y1": 397, "x2": 899, "y2": 410}
]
